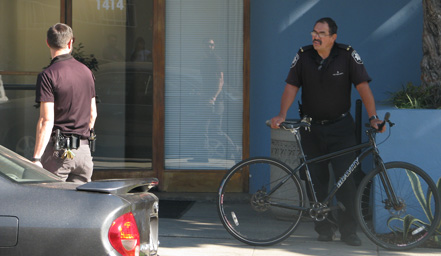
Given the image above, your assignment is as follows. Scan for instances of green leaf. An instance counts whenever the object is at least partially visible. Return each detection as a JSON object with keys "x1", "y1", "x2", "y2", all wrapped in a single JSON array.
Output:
[
  {"x1": 436, "y1": 178, "x2": 441, "y2": 230},
  {"x1": 403, "y1": 215, "x2": 415, "y2": 240},
  {"x1": 406, "y1": 170, "x2": 430, "y2": 220},
  {"x1": 392, "y1": 215, "x2": 428, "y2": 241},
  {"x1": 387, "y1": 216, "x2": 403, "y2": 236}
]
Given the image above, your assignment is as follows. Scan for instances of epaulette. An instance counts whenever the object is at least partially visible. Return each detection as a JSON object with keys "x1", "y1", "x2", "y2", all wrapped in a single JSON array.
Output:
[
  {"x1": 299, "y1": 45, "x2": 313, "y2": 53},
  {"x1": 337, "y1": 43, "x2": 352, "y2": 51}
]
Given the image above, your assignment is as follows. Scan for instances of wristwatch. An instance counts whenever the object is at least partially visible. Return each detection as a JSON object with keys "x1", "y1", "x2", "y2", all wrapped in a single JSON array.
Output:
[
  {"x1": 33, "y1": 157, "x2": 41, "y2": 162},
  {"x1": 369, "y1": 115, "x2": 379, "y2": 122}
]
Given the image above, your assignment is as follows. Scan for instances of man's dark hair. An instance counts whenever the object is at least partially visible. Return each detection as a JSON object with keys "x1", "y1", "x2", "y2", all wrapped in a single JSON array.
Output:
[
  {"x1": 315, "y1": 17, "x2": 338, "y2": 35},
  {"x1": 47, "y1": 23, "x2": 73, "y2": 50}
]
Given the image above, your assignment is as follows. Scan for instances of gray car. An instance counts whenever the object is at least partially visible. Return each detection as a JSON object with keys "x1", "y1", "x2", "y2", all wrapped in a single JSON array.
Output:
[{"x1": 0, "y1": 145, "x2": 159, "y2": 256}]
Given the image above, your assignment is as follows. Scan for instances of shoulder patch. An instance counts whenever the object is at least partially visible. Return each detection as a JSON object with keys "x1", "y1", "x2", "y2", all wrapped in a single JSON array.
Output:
[
  {"x1": 351, "y1": 50, "x2": 363, "y2": 64},
  {"x1": 300, "y1": 45, "x2": 313, "y2": 53},
  {"x1": 290, "y1": 53, "x2": 300, "y2": 68}
]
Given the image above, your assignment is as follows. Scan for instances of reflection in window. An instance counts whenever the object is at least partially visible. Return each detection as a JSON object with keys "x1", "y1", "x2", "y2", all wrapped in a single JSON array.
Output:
[
  {"x1": 0, "y1": 0, "x2": 58, "y2": 160},
  {"x1": 73, "y1": 0, "x2": 153, "y2": 169},
  {"x1": 165, "y1": 0, "x2": 243, "y2": 170}
]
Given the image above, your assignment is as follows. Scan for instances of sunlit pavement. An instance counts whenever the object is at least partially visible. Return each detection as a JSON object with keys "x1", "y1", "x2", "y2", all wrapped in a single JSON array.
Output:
[{"x1": 157, "y1": 199, "x2": 439, "y2": 256}]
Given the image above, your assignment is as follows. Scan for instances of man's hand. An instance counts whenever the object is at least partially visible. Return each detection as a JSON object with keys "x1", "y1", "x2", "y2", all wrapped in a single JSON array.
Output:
[
  {"x1": 270, "y1": 116, "x2": 285, "y2": 129},
  {"x1": 370, "y1": 118, "x2": 386, "y2": 133}
]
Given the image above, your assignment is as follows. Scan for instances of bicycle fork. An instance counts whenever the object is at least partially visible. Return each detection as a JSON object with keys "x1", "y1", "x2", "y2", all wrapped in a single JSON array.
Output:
[{"x1": 376, "y1": 160, "x2": 404, "y2": 211}]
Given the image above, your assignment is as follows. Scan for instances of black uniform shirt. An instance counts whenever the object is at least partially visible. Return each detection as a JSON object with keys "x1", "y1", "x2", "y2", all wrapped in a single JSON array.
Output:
[
  {"x1": 285, "y1": 42, "x2": 371, "y2": 121},
  {"x1": 35, "y1": 54, "x2": 96, "y2": 138},
  {"x1": 200, "y1": 52, "x2": 223, "y2": 100}
]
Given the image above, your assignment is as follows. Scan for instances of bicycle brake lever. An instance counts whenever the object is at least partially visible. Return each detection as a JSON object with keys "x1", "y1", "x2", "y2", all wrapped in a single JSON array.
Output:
[
  {"x1": 301, "y1": 116, "x2": 312, "y2": 132},
  {"x1": 376, "y1": 112, "x2": 391, "y2": 131}
]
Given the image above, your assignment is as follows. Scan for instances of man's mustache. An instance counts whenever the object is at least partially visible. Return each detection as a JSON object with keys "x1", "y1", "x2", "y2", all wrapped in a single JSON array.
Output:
[{"x1": 313, "y1": 39, "x2": 322, "y2": 45}]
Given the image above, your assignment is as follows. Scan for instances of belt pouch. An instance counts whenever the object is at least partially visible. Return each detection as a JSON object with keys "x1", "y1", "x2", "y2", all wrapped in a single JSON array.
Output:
[{"x1": 70, "y1": 135, "x2": 79, "y2": 149}]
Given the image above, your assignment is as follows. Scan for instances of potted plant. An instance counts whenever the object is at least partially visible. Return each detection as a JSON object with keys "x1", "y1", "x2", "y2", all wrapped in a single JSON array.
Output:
[{"x1": 72, "y1": 42, "x2": 99, "y2": 72}]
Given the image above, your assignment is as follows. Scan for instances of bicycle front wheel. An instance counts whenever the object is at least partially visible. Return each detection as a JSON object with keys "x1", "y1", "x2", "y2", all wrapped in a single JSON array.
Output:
[
  {"x1": 356, "y1": 161, "x2": 441, "y2": 250},
  {"x1": 217, "y1": 157, "x2": 306, "y2": 246}
]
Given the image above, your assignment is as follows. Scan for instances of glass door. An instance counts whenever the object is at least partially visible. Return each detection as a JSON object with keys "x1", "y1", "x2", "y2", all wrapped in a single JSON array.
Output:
[
  {"x1": 0, "y1": 0, "x2": 59, "y2": 159},
  {"x1": 73, "y1": 0, "x2": 154, "y2": 169}
]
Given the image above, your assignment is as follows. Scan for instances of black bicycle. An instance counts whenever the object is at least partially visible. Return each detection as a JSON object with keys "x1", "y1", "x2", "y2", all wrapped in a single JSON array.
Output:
[{"x1": 217, "y1": 113, "x2": 441, "y2": 250}]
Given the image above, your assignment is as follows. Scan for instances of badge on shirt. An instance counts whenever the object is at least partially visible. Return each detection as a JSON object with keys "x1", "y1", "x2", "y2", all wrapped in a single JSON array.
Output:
[
  {"x1": 290, "y1": 53, "x2": 299, "y2": 68},
  {"x1": 352, "y1": 50, "x2": 363, "y2": 64}
]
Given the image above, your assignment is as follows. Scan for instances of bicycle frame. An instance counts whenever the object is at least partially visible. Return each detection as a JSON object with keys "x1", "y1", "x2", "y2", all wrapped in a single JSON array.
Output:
[
  {"x1": 219, "y1": 115, "x2": 441, "y2": 250},
  {"x1": 300, "y1": 140, "x2": 374, "y2": 205},
  {"x1": 269, "y1": 127, "x2": 400, "y2": 212}
]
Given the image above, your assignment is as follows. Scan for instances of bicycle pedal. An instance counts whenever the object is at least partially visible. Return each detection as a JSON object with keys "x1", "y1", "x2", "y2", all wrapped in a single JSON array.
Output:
[{"x1": 326, "y1": 202, "x2": 345, "y2": 212}]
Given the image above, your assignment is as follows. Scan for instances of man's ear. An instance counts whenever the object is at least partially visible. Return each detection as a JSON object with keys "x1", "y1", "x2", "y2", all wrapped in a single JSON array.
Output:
[{"x1": 67, "y1": 39, "x2": 73, "y2": 50}]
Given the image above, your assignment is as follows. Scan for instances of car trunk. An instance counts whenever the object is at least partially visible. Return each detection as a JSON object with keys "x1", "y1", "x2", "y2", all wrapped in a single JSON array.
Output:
[{"x1": 77, "y1": 178, "x2": 159, "y2": 255}]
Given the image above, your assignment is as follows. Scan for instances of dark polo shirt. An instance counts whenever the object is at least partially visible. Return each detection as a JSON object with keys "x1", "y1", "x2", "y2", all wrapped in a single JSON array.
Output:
[
  {"x1": 285, "y1": 43, "x2": 371, "y2": 121},
  {"x1": 35, "y1": 54, "x2": 95, "y2": 138}
]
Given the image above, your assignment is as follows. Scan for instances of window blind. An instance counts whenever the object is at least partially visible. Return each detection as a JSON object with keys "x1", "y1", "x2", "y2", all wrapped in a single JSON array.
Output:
[{"x1": 165, "y1": 0, "x2": 243, "y2": 169}]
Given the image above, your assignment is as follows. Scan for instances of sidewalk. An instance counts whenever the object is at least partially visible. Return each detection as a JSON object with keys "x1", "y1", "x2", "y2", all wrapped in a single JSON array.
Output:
[{"x1": 156, "y1": 194, "x2": 440, "y2": 256}]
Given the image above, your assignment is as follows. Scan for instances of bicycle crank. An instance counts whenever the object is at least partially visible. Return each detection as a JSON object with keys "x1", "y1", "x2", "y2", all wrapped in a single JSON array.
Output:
[
  {"x1": 309, "y1": 203, "x2": 328, "y2": 221},
  {"x1": 309, "y1": 202, "x2": 345, "y2": 221}
]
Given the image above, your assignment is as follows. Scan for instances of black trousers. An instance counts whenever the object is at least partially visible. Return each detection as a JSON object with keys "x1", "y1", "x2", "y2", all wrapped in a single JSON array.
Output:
[{"x1": 300, "y1": 114, "x2": 358, "y2": 236}]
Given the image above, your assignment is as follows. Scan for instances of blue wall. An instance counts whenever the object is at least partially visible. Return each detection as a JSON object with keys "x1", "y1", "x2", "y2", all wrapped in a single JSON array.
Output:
[
  {"x1": 250, "y1": 0, "x2": 423, "y2": 157},
  {"x1": 377, "y1": 107, "x2": 441, "y2": 182}
]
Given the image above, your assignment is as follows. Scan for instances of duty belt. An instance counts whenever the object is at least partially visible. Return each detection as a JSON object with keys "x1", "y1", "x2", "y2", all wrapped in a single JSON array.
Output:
[
  {"x1": 52, "y1": 130, "x2": 85, "y2": 150},
  {"x1": 311, "y1": 112, "x2": 349, "y2": 125}
]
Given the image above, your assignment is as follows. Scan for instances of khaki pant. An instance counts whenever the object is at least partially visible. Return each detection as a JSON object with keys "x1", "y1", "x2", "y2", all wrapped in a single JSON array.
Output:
[{"x1": 41, "y1": 140, "x2": 93, "y2": 183}]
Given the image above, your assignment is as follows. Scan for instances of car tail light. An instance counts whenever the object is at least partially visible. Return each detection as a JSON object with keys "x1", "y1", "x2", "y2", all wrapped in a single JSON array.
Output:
[{"x1": 108, "y1": 212, "x2": 140, "y2": 256}]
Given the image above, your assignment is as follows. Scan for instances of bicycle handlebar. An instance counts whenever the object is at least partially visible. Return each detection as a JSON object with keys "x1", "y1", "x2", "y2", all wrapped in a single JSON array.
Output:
[
  {"x1": 366, "y1": 112, "x2": 394, "y2": 132},
  {"x1": 268, "y1": 112, "x2": 393, "y2": 132},
  {"x1": 376, "y1": 112, "x2": 390, "y2": 132},
  {"x1": 266, "y1": 117, "x2": 311, "y2": 131}
]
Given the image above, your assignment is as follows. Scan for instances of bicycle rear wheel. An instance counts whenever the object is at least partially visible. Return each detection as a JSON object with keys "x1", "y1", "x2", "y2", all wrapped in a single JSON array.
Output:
[
  {"x1": 356, "y1": 161, "x2": 441, "y2": 250},
  {"x1": 217, "y1": 157, "x2": 305, "y2": 246}
]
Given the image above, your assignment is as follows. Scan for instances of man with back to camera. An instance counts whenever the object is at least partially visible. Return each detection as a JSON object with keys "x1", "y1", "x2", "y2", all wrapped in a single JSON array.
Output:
[
  {"x1": 32, "y1": 23, "x2": 97, "y2": 183},
  {"x1": 271, "y1": 17, "x2": 385, "y2": 246}
]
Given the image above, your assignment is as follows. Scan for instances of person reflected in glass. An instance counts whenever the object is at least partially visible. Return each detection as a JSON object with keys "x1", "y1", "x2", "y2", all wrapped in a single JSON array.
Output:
[
  {"x1": 190, "y1": 38, "x2": 239, "y2": 163},
  {"x1": 102, "y1": 34, "x2": 124, "y2": 62},
  {"x1": 130, "y1": 37, "x2": 151, "y2": 62},
  {"x1": 201, "y1": 39, "x2": 224, "y2": 107}
]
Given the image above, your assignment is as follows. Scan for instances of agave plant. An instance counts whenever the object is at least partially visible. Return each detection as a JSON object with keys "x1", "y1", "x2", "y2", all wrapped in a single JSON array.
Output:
[{"x1": 388, "y1": 171, "x2": 441, "y2": 243}]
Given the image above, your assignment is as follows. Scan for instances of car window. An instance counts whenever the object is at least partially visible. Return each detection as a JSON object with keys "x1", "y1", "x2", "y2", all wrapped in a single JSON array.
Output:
[{"x1": 0, "y1": 146, "x2": 61, "y2": 183}]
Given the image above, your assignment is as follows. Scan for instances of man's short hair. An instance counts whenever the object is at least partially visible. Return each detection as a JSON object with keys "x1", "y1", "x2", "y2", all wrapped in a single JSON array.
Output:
[
  {"x1": 47, "y1": 23, "x2": 73, "y2": 50},
  {"x1": 315, "y1": 17, "x2": 338, "y2": 35}
]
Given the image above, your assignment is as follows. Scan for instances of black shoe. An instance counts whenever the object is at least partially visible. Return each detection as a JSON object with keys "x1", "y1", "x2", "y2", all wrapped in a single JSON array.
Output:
[
  {"x1": 341, "y1": 233, "x2": 362, "y2": 246},
  {"x1": 317, "y1": 233, "x2": 334, "y2": 242}
]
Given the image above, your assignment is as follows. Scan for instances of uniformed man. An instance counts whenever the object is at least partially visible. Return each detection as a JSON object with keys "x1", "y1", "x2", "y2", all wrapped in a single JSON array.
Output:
[
  {"x1": 271, "y1": 17, "x2": 385, "y2": 246},
  {"x1": 32, "y1": 23, "x2": 97, "y2": 183}
]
